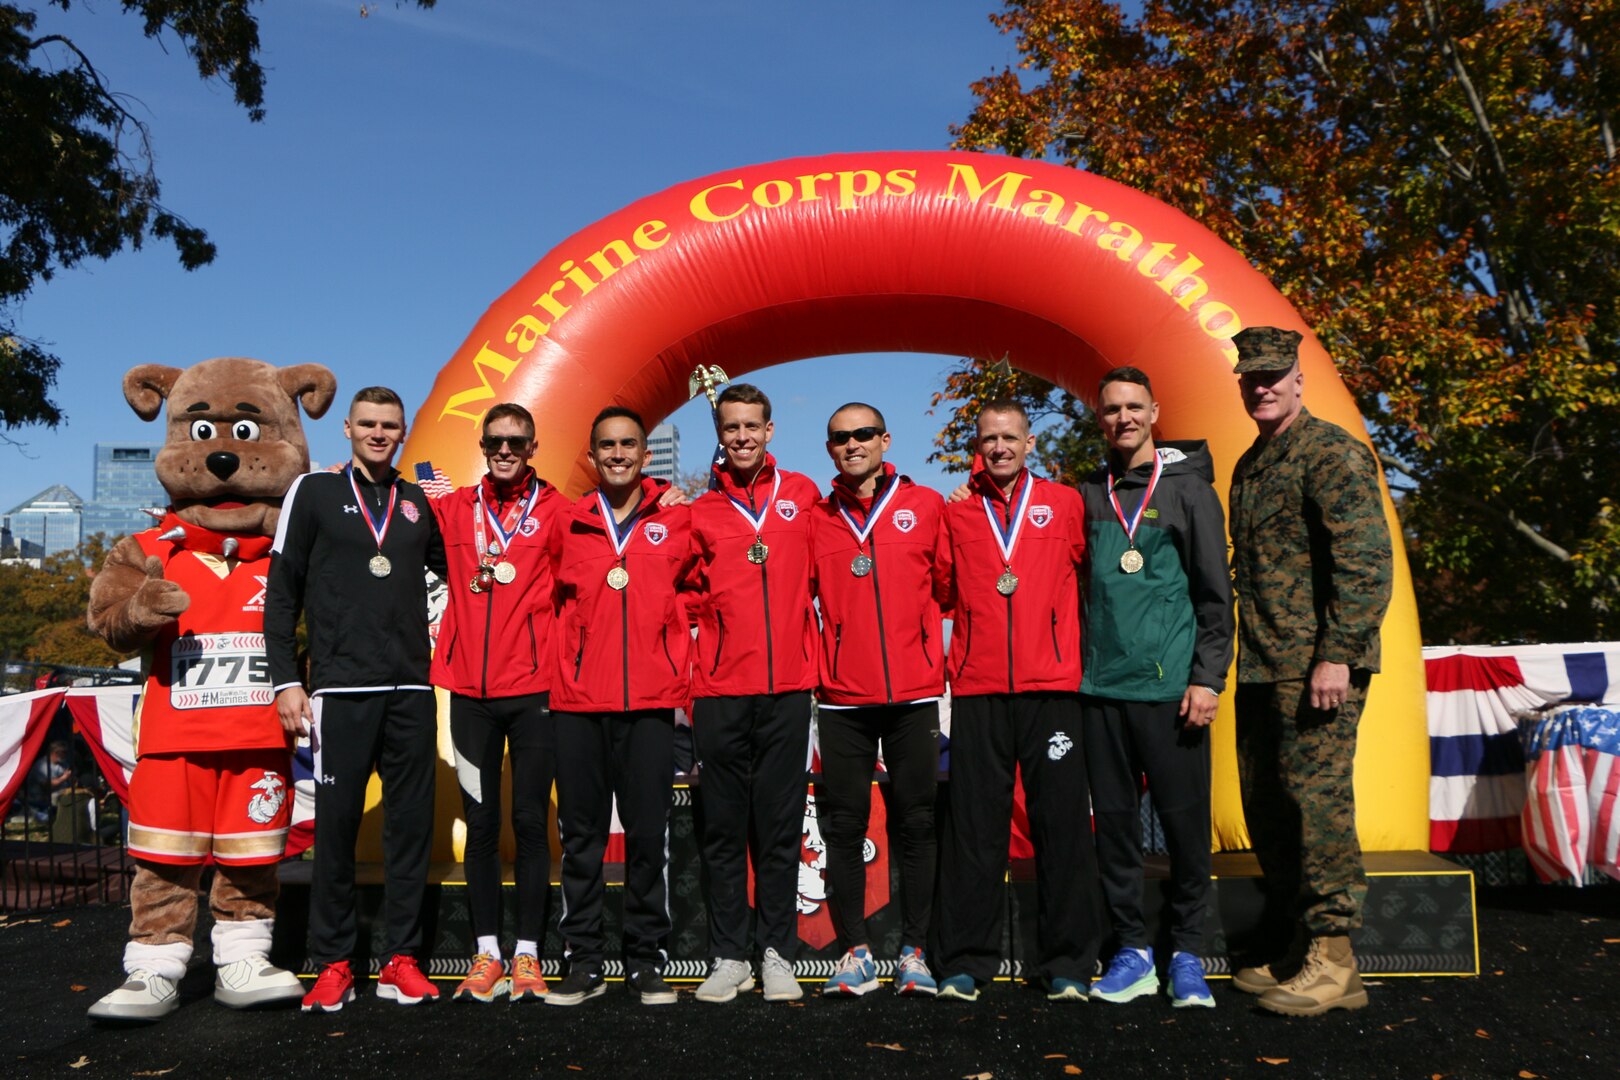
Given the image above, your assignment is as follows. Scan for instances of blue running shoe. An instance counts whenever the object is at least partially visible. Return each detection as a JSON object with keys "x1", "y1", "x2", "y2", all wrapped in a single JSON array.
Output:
[
  {"x1": 1167, "y1": 951, "x2": 1215, "y2": 1009},
  {"x1": 1045, "y1": 976, "x2": 1089, "y2": 1002},
  {"x1": 937, "y1": 974, "x2": 980, "y2": 1002},
  {"x1": 1091, "y1": 947, "x2": 1157, "y2": 1004},
  {"x1": 823, "y1": 947, "x2": 878, "y2": 997},
  {"x1": 894, "y1": 946, "x2": 937, "y2": 996}
]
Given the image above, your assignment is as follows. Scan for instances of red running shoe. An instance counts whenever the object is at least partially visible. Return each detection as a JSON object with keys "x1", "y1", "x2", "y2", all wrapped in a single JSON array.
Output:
[
  {"x1": 301, "y1": 961, "x2": 356, "y2": 1013},
  {"x1": 453, "y1": 953, "x2": 509, "y2": 1003},
  {"x1": 377, "y1": 954, "x2": 441, "y2": 1005}
]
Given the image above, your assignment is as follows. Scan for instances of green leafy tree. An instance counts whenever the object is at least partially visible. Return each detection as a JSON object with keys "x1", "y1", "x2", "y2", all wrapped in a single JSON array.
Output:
[
  {"x1": 0, "y1": 1, "x2": 437, "y2": 432},
  {"x1": 946, "y1": 0, "x2": 1620, "y2": 643},
  {"x1": 0, "y1": 533, "x2": 126, "y2": 667}
]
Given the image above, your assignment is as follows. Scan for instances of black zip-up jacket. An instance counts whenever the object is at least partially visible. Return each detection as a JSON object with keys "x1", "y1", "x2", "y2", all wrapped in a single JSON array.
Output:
[{"x1": 266, "y1": 467, "x2": 447, "y2": 692}]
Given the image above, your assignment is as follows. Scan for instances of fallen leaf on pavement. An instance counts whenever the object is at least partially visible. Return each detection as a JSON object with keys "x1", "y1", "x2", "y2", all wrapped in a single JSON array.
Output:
[
  {"x1": 69, "y1": 984, "x2": 86, "y2": 992},
  {"x1": 327, "y1": 1032, "x2": 344, "y2": 1038},
  {"x1": 1518, "y1": 1072, "x2": 1540, "y2": 1078},
  {"x1": 866, "y1": 1043, "x2": 906, "y2": 1052},
  {"x1": 1063, "y1": 1066, "x2": 1083, "y2": 1075},
  {"x1": 1258, "y1": 1058, "x2": 1289, "y2": 1066},
  {"x1": 1475, "y1": 1029, "x2": 1491, "y2": 1039},
  {"x1": 1043, "y1": 1054, "x2": 1067, "y2": 1060},
  {"x1": 68, "y1": 1058, "x2": 90, "y2": 1070},
  {"x1": 962, "y1": 1073, "x2": 992, "y2": 1080},
  {"x1": 1603, "y1": 938, "x2": 1619, "y2": 944},
  {"x1": 132, "y1": 1067, "x2": 178, "y2": 1077},
  {"x1": 53, "y1": 919, "x2": 72, "y2": 928}
]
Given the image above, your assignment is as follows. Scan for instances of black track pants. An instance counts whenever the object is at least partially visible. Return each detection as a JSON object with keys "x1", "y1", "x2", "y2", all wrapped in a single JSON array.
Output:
[
  {"x1": 308, "y1": 690, "x2": 437, "y2": 964},
  {"x1": 450, "y1": 692, "x2": 555, "y2": 944},
  {"x1": 553, "y1": 708, "x2": 675, "y2": 975},
  {"x1": 933, "y1": 692, "x2": 1104, "y2": 984},
  {"x1": 815, "y1": 701, "x2": 940, "y2": 950},
  {"x1": 1081, "y1": 694, "x2": 1211, "y2": 955},
  {"x1": 692, "y1": 692, "x2": 812, "y2": 960}
]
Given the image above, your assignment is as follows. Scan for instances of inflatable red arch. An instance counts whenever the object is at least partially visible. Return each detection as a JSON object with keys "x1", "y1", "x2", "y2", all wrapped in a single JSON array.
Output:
[{"x1": 402, "y1": 151, "x2": 1427, "y2": 851}]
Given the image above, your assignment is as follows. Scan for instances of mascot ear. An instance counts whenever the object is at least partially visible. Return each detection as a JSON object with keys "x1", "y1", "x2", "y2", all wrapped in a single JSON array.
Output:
[
  {"x1": 123, "y1": 365, "x2": 184, "y2": 421},
  {"x1": 279, "y1": 364, "x2": 339, "y2": 420}
]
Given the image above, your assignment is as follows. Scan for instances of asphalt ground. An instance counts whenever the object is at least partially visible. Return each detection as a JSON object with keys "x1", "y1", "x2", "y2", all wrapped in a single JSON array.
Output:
[{"x1": 3, "y1": 885, "x2": 1617, "y2": 1080}]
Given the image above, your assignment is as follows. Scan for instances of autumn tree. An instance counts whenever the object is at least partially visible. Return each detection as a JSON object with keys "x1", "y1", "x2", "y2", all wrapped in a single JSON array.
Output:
[
  {"x1": 0, "y1": 534, "x2": 127, "y2": 668},
  {"x1": 945, "y1": 0, "x2": 1620, "y2": 643},
  {"x1": 0, "y1": 1, "x2": 436, "y2": 433}
]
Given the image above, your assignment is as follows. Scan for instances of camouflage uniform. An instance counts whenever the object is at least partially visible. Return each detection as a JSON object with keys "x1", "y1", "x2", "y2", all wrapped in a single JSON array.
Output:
[{"x1": 1229, "y1": 332, "x2": 1393, "y2": 941}]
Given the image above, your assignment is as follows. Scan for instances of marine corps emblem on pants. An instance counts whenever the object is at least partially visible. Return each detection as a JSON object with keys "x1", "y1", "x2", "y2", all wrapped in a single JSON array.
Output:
[{"x1": 246, "y1": 771, "x2": 287, "y2": 824}]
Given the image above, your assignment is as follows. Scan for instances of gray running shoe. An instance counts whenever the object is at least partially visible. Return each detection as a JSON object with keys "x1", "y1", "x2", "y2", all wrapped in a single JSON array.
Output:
[
  {"x1": 761, "y1": 947, "x2": 803, "y2": 1002},
  {"x1": 695, "y1": 958, "x2": 755, "y2": 1004},
  {"x1": 87, "y1": 970, "x2": 179, "y2": 1022}
]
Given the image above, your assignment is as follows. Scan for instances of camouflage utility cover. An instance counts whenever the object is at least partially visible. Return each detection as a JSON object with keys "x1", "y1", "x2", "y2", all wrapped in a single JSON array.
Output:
[{"x1": 1229, "y1": 409, "x2": 1393, "y2": 682}]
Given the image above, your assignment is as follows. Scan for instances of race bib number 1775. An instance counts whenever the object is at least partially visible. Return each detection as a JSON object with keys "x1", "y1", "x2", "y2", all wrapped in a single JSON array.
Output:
[{"x1": 170, "y1": 633, "x2": 273, "y2": 710}]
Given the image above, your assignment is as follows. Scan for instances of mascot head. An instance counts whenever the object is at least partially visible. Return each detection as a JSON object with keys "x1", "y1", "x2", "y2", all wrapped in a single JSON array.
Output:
[{"x1": 123, "y1": 358, "x2": 338, "y2": 536}]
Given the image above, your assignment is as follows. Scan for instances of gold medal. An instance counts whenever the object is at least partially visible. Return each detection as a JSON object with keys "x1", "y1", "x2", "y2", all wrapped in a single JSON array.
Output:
[
  {"x1": 493, "y1": 561, "x2": 517, "y2": 585},
  {"x1": 1119, "y1": 548, "x2": 1144, "y2": 574},
  {"x1": 607, "y1": 565, "x2": 630, "y2": 590},
  {"x1": 851, "y1": 553, "x2": 873, "y2": 577},
  {"x1": 747, "y1": 540, "x2": 769, "y2": 564},
  {"x1": 996, "y1": 570, "x2": 1019, "y2": 596},
  {"x1": 369, "y1": 554, "x2": 392, "y2": 578}
]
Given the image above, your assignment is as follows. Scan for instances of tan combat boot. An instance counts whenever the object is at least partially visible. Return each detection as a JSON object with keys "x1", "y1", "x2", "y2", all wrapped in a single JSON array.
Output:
[
  {"x1": 1257, "y1": 935, "x2": 1369, "y2": 1017},
  {"x1": 1233, "y1": 927, "x2": 1306, "y2": 995}
]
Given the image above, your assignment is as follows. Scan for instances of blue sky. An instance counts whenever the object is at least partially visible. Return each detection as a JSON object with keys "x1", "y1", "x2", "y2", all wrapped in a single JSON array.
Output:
[{"x1": 6, "y1": 0, "x2": 1032, "y2": 511}]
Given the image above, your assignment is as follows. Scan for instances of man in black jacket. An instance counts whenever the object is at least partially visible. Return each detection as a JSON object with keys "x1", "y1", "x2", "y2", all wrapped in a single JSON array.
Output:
[{"x1": 266, "y1": 386, "x2": 448, "y2": 1012}]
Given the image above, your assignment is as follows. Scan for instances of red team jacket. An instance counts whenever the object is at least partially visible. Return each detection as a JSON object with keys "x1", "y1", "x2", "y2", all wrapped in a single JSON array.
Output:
[
  {"x1": 942, "y1": 464, "x2": 1087, "y2": 696},
  {"x1": 133, "y1": 522, "x2": 286, "y2": 755},
  {"x1": 686, "y1": 455, "x2": 821, "y2": 698},
  {"x1": 810, "y1": 467, "x2": 950, "y2": 706},
  {"x1": 430, "y1": 470, "x2": 568, "y2": 699},
  {"x1": 550, "y1": 478, "x2": 695, "y2": 713}
]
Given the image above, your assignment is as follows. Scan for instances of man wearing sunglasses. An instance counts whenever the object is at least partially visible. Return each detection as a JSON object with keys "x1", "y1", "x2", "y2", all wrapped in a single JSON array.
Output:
[
  {"x1": 809, "y1": 404, "x2": 950, "y2": 997},
  {"x1": 267, "y1": 386, "x2": 448, "y2": 1011},
  {"x1": 427, "y1": 403, "x2": 569, "y2": 1004}
]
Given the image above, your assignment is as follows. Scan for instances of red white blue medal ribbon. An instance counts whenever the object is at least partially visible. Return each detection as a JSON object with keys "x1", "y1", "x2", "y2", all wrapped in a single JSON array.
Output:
[
  {"x1": 1107, "y1": 452, "x2": 1163, "y2": 549},
  {"x1": 726, "y1": 472, "x2": 780, "y2": 538},
  {"x1": 835, "y1": 474, "x2": 901, "y2": 551},
  {"x1": 596, "y1": 489, "x2": 649, "y2": 559},
  {"x1": 980, "y1": 470, "x2": 1033, "y2": 568},
  {"x1": 474, "y1": 479, "x2": 538, "y2": 559},
  {"x1": 346, "y1": 463, "x2": 399, "y2": 551}
]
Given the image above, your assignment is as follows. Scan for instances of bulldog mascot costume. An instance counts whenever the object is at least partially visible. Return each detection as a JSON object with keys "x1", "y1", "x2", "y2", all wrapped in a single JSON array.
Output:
[{"x1": 86, "y1": 358, "x2": 337, "y2": 1021}]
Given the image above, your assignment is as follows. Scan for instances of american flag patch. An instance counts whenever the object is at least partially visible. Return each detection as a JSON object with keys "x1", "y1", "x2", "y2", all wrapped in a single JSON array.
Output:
[{"x1": 414, "y1": 461, "x2": 454, "y2": 499}]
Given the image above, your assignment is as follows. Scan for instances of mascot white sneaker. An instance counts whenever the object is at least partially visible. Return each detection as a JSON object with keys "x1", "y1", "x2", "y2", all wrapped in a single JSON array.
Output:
[{"x1": 86, "y1": 359, "x2": 336, "y2": 1021}]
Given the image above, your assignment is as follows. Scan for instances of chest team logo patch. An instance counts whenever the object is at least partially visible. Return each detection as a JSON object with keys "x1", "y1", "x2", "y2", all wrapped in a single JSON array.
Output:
[
  {"x1": 400, "y1": 501, "x2": 420, "y2": 524},
  {"x1": 643, "y1": 522, "x2": 668, "y2": 545},
  {"x1": 243, "y1": 575, "x2": 268, "y2": 612},
  {"x1": 775, "y1": 500, "x2": 799, "y2": 520},
  {"x1": 519, "y1": 517, "x2": 540, "y2": 536},
  {"x1": 247, "y1": 771, "x2": 287, "y2": 824},
  {"x1": 1028, "y1": 505, "x2": 1053, "y2": 528},
  {"x1": 892, "y1": 509, "x2": 917, "y2": 533},
  {"x1": 1047, "y1": 731, "x2": 1073, "y2": 762}
]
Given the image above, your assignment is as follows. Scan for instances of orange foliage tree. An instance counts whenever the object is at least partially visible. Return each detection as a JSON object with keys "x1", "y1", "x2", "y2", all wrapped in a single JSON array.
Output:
[{"x1": 938, "y1": 0, "x2": 1620, "y2": 643}]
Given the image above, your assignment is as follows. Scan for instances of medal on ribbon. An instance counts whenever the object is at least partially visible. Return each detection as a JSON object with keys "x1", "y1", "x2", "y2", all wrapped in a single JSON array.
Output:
[
  {"x1": 347, "y1": 464, "x2": 399, "y2": 578},
  {"x1": 596, "y1": 489, "x2": 650, "y2": 591},
  {"x1": 473, "y1": 479, "x2": 538, "y2": 590},
  {"x1": 981, "y1": 471, "x2": 1033, "y2": 597},
  {"x1": 1108, "y1": 452, "x2": 1162, "y2": 575},
  {"x1": 836, "y1": 473, "x2": 900, "y2": 580},
  {"x1": 728, "y1": 473, "x2": 780, "y2": 566}
]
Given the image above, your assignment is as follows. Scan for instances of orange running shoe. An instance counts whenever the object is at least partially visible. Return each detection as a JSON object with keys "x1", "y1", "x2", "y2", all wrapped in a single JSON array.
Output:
[
  {"x1": 453, "y1": 953, "x2": 509, "y2": 1003},
  {"x1": 509, "y1": 954, "x2": 548, "y2": 1002}
]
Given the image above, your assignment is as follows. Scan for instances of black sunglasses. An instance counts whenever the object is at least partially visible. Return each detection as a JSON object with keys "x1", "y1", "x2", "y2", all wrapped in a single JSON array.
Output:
[
  {"x1": 481, "y1": 435, "x2": 533, "y2": 453},
  {"x1": 827, "y1": 426, "x2": 885, "y2": 446}
]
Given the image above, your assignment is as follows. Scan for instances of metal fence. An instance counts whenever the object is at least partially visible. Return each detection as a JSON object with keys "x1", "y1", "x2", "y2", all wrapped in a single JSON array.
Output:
[{"x1": 1, "y1": 661, "x2": 138, "y2": 914}]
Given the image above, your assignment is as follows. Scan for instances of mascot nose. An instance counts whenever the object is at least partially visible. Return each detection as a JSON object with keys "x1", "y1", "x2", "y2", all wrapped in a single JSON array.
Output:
[{"x1": 206, "y1": 451, "x2": 240, "y2": 481}]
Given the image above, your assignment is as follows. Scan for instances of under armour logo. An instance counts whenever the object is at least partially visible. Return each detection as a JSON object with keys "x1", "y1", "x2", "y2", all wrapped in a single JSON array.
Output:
[
  {"x1": 1047, "y1": 731, "x2": 1073, "y2": 761},
  {"x1": 342, "y1": 504, "x2": 360, "y2": 514}
]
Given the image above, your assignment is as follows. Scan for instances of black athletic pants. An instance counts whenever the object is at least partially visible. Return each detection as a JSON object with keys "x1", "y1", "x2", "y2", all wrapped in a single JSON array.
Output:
[
  {"x1": 815, "y1": 701, "x2": 940, "y2": 950},
  {"x1": 553, "y1": 708, "x2": 675, "y2": 975},
  {"x1": 450, "y1": 691, "x2": 555, "y2": 945},
  {"x1": 932, "y1": 692, "x2": 1104, "y2": 984},
  {"x1": 1080, "y1": 694, "x2": 1211, "y2": 955},
  {"x1": 692, "y1": 692, "x2": 812, "y2": 960},
  {"x1": 309, "y1": 690, "x2": 437, "y2": 965}
]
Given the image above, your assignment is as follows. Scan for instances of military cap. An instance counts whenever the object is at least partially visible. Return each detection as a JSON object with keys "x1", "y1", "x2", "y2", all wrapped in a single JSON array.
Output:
[{"x1": 1231, "y1": 326, "x2": 1303, "y2": 374}]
